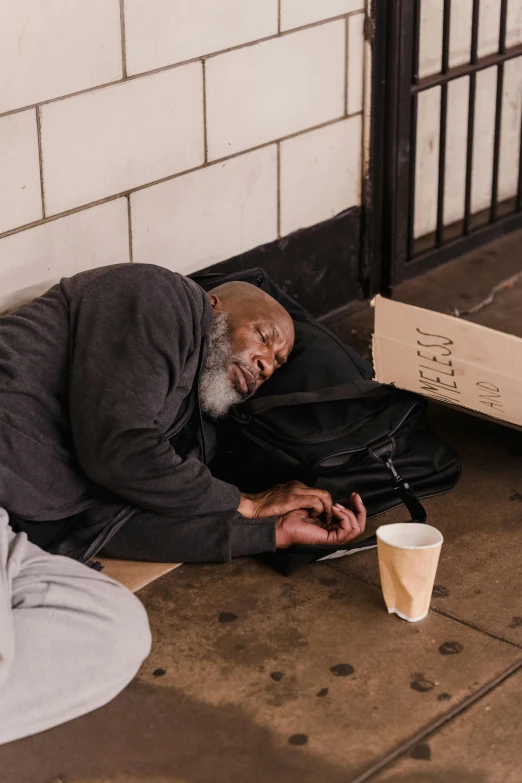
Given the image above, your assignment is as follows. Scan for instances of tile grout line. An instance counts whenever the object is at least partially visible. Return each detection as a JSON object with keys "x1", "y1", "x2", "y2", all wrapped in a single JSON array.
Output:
[
  {"x1": 278, "y1": 0, "x2": 282, "y2": 33},
  {"x1": 126, "y1": 195, "x2": 133, "y2": 263},
  {"x1": 35, "y1": 106, "x2": 46, "y2": 219},
  {"x1": 276, "y1": 141, "x2": 281, "y2": 238},
  {"x1": 0, "y1": 11, "x2": 364, "y2": 120},
  {"x1": 349, "y1": 659, "x2": 522, "y2": 783},
  {"x1": 202, "y1": 59, "x2": 208, "y2": 164},
  {"x1": 324, "y1": 563, "x2": 522, "y2": 649},
  {"x1": 119, "y1": 0, "x2": 128, "y2": 79},
  {"x1": 344, "y1": 15, "x2": 350, "y2": 117},
  {"x1": 0, "y1": 113, "x2": 361, "y2": 242}
]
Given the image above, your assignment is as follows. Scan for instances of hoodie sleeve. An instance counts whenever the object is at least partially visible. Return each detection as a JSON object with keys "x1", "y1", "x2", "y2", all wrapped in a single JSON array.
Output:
[{"x1": 67, "y1": 264, "x2": 241, "y2": 521}]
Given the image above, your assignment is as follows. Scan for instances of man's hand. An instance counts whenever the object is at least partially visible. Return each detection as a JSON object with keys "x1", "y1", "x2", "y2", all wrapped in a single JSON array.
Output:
[
  {"x1": 275, "y1": 493, "x2": 366, "y2": 548},
  {"x1": 238, "y1": 481, "x2": 333, "y2": 522}
]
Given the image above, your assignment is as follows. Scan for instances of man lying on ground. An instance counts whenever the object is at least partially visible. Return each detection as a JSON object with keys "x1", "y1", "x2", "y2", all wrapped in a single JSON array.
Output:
[{"x1": 0, "y1": 264, "x2": 365, "y2": 742}]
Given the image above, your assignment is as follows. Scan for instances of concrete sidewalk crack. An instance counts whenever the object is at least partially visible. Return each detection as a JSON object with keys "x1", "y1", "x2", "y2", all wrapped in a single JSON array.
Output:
[
  {"x1": 454, "y1": 268, "x2": 522, "y2": 317},
  {"x1": 348, "y1": 658, "x2": 522, "y2": 783}
]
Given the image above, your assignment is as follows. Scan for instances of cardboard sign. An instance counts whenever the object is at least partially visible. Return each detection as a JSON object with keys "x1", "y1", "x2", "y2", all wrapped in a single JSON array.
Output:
[{"x1": 372, "y1": 295, "x2": 522, "y2": 428}]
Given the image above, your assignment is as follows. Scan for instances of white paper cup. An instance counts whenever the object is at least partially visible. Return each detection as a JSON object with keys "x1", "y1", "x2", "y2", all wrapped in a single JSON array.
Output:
[{"x1": 376, "y1": 523, "x2": 443, "y2": 622}]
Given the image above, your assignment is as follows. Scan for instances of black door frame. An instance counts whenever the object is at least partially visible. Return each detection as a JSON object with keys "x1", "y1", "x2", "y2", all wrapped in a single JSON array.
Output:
[{"x1": 363, "y1": 0, "x2": 522, "y2": 294}]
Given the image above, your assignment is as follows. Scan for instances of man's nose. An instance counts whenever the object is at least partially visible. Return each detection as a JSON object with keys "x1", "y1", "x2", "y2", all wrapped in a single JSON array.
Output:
[{"x1": 255, "y1": 350, "x2": 275, "y2": 379}]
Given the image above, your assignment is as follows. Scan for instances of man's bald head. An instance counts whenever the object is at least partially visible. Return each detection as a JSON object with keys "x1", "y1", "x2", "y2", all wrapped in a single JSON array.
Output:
[{"x1": 198, "y1": 281, "x2": 294, "y2": 418}]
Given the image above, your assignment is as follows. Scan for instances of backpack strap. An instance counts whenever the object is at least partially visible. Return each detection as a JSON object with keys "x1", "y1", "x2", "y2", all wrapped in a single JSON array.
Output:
[
  {"x1": 369, "y1": 438, "x2": 427, "y2": 523},
  {"x1": 240, "y1": 381, "x2": 389, "y2": 415}
]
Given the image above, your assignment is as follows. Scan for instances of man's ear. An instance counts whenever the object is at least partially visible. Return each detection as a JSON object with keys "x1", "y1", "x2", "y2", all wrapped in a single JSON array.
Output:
[{"x1": 208, "y1": 293, "x2": 222, "y2": 310}]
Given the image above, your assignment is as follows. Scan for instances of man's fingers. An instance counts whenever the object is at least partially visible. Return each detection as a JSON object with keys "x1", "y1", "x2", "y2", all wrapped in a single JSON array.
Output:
[
  {"x1": 350, "y1": 492, "x2": 367, "y2": 533},
  {"x1": 296, "y1": 495, "x2": 326, "y2": 516},
  {"x1": 294, "y1": 487, "x2": 333, "y2": 521},
  {"x1": 331, "y1": 504, "x2": 360, "y2": 543}
]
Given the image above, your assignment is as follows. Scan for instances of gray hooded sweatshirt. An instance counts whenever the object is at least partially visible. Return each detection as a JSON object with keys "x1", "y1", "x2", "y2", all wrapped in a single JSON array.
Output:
[{"x1": 0, "y1": 264, "x2": 275, "y2": 563}]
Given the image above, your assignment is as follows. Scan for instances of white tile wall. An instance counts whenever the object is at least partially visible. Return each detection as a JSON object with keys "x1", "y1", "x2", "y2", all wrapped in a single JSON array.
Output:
[
  {"x1": 419, "y1": 1, "x2": 443, "y2": 79},
  {"x1": 0, "y1": 110, "x2": 42, "y2": 234},
  {"x1": 499, "y1": 58, "x2": 522, "y2": 201},
  {"x1": 41, "y1": 64, "x2": 204, "y2": 215},
  {"x1": 0, "y1": 0, "x2": 122, "y2": 114},
  {"x1": 347, "y1": 13, "x2": 364, "y2": 115},
  {"x1": 444, "y1": 76, "x2": 469, "y2": 227},
  {"x1": 280, "y1": 0, "x2": 364, "y2": 32},
  {"x1": 280, "y1": 117, "x2": 362, "y2": 235},
  {"x1": 0, "y1": 200, "x2": 129, "y2": 314},
  {"x1": 478, "y1": 0, "x2": 501, "y2": 58},
  {"x1": 414, "y1": 87, "x2": 441, "y2": 239},
  {"x1": 206, "y1": 22, "x2": 346, "y2": 161},
  {"x1": 124, "y1": 0, "x2": 278, "y2": 76},
  {"x1": 472, "y1": 67, "x2": 498, "y2": 214},
  {"x1": 131, "y1": 146, "x2": 277, "y2": 274},
  {"x1": 506, "y1": 0, "x2": 522, "y2": 47},
  {"x1": 449, "y1": 0, "x2": 473, "y2": 69}
]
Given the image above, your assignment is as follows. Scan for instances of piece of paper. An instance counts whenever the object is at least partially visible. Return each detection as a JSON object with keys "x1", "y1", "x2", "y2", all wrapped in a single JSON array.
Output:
[{"x1": 372, "y1": 295, "x2": 522, "y2": 428}]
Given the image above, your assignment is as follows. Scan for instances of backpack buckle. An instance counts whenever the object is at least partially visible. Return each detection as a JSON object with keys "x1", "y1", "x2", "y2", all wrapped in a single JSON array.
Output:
[{"x1": 368, "y1": 437, "x2": 396, "y2": 464}]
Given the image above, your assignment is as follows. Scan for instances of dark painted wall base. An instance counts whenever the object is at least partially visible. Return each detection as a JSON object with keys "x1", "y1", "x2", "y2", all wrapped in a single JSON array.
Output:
[{"x1": 197, "y1": 207, "x2": 362, "y2": 318}]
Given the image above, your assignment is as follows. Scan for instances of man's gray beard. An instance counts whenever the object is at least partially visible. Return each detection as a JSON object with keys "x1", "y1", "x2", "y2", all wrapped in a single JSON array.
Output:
[{"x1": 199, "y1": 312, "x2": 243, "y2": 419}]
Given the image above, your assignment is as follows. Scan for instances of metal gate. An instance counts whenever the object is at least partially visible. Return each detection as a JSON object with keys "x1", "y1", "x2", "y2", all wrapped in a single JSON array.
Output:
[{"x1": 367, "y1": 0, "x2": 522, "y2": 291}]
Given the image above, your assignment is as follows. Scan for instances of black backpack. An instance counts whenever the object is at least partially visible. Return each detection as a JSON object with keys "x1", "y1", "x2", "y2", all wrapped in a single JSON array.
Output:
[{"x1": 191, "y1": 267, "x2": 462, "y2": 574}]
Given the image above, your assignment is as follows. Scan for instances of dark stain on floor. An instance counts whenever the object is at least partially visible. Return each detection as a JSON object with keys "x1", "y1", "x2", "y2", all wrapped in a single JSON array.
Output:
[
  {"x1": 288, "y1": 734, "x2": 308, "y2": 746},
  {"x1": 411, "y1": 674, "x2": 436, "y2": 693},
  {"x1": 439, "y1": 641, "x2": 463, "y2": 655},
  {"x1": 330, "y1": 663, "x2": 354, "y2": 677},
  {"x1": 410, "y1": 742, "x2": 431, "y2": 760},
  {"x1": 218, "y1": 611, "x2": 238, "y2": 623}
]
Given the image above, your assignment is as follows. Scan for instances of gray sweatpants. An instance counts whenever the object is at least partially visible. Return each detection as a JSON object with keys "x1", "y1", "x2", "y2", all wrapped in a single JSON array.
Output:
[{"x1": 0, "y1": 508, "x2": 152, "y2": 745}]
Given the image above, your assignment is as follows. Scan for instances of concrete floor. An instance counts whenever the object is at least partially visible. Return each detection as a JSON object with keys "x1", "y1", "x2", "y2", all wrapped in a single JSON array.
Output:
[{"x1": 3, "y1": 231, "x2": 522, "y2": 782}]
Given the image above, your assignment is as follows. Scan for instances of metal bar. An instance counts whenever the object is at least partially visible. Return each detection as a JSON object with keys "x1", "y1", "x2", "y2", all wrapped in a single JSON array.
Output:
[
  {"x1": 463, "y1": 75, "x2": 477, "y2": 234},
  {"x1": 406, "y1": 0, "x2": 420, "y2": 262},
  {"x1": 436, "y1": 0, "x2": 451, "y2": 246},
  {"x1": 411, "y1": 42, "x2": 522, "y2": 94},
  {"x1": 360, "y1": 0, "x2": 389, "y2": 297},
  {"x1": 436, "y1": 85, "x2": 449, "y2": 245},
  {"x1": 407, "y1": 91, "x2": 418, "y2": 259},
  {"x1": 441, "y1": 0, "x2": 451, "y2": 72},
  {"x1": 518, "y1": 110, "x2": 522, "y2": 210},
  {"x1": 380, "y1": 0, "x2": 403, "y2": 292},
  {"x1": 404, "y1": 209, "x2": 522, "y2": 280},
  {"x1": 498, "y1": 0, "x2": 508, "y2": 55},
  {"x1": 490, "y1": 0, "x2": 508, "y2": 222},
  {"x1": 463, "y1": 0, "x2": 480, "y2": 235},
  {"x1": 411, "y1": 0, "x2": 421, "y2": 84},
  {"x1": 389, "y1": 0, "x2": 417, "y2": 283}
]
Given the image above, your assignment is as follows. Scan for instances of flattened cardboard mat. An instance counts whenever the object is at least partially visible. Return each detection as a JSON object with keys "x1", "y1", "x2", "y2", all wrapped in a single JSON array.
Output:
[{"x1": 97, "y1": 557, "x2": 181, "y2": 593}]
